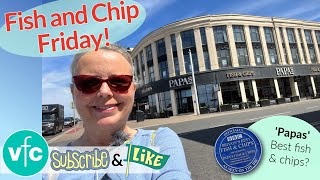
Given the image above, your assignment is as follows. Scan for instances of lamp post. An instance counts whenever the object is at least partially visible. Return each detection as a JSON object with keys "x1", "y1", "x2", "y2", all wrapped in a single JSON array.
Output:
[{"x1": 189, "y1": 49, "x2": 200, "y2": 115}]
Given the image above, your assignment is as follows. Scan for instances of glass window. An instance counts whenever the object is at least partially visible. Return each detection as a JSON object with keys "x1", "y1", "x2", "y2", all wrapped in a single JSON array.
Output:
[
  {"x1": 237, "y1": 47, "x2": 249, "y2": 66},
  {"x1": 156, "y1": 38, "x2": 166, "y2": 57},
  {"x1": 217, "y1": 48, "x2": 231, "y2": 67},
  {"x1": 233, "y1": 25, "x2": 245, "y2": 42},
  {"x1": 304, "y1": 30, "x2": 313, "y2": 44},
  {"x1": 290, "y1": 47, "x2": 300, "y2": 64},
  {"x1": 268, "y1": 47, "x2": 278, "y2": 64},
  {"x1": 287, "y1": 28, "x2": 295, "y2": 43},
  {"x1": 174, "y1": 56, "x2": 180, "y2": 76},
  {"x1": 171, "y1": 34, "x2": 177, "y2": 51},
  {"x1": 145, "y1": 45, "x2": 153, "y2": 62},
  {"x1": 220, "y1": 81, "x2": 242, "y2": 104},
  {"x1": 256, "y1": 79, "x2": 277, "y2": 99},
  {"x1": 159, "y1": 91, "x2": 171, "y2": 112},
  {"x1": 181, "y1": 30, "x2": 195, "y2": 49},
  {"x1": 134, "y1": 56, "x2": 140, "y2": 77},
  {"x1": 213, "y1": 26, "x2": 228, "y2": 43},
  {"x1": 142, "y1": 69, "x2": 147, "y2": 84},
  {"x1": 147, "y1": 94, "x2": 157, "y2": 113},
  {"x1": 148, "y1": 66, "x2": 155, "y2": 82},
  {"x1": 184, "y1": 52, "x2": 199, "y2": 73},
  {"x1": 309, "y1": 47, "x2": 317, "y2": 63},
  {"x1": 264, "y1": 27, "x2": 274, "y2": 43},
  {"x1": 197, "y1": 84, "x2": 218, "y2": 111},
  {"x1": 316, "y1": 31, "x2": 320, "y2": 44},
  {"x1": 204, "y1": 51, "x2": 211, "y2": 70},
  {"x1": 159, "y1": 61, "x2": 169, "y2": 79},
  {"x1": 200, "y1": 27, "x2": 207, "y2": 45},
  {"x1": 250, "y1": 26, "x2": 260, "y2": 42},
  {"x1": 253, "y1": 47, "x2": 264, "y2": 65}
]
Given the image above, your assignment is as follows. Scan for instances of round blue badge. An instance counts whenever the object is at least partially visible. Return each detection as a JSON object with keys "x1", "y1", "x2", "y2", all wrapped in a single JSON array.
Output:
[{"x1": 214, "y1": 127, "x2": 262, "y2": 174}]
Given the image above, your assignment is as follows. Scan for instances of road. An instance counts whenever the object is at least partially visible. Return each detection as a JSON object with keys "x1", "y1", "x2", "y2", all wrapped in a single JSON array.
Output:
[
  {"x1": 44, "y1": 99, "x2": 320, "y2": 180},
  {"x1": 144, "y1": 99, "x2": 320, "y2": 180}
]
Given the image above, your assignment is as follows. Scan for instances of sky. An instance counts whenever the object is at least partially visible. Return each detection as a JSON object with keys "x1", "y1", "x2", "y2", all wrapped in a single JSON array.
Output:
[
  {"x1": 42, "y1": 0, "x2": 320, "y2": 117},
  {"x1": 0, "y1": 0, "x2": 319, "y2": 179}
]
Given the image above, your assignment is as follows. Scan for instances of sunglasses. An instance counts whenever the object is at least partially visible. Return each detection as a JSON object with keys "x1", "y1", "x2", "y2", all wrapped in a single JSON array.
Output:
[{"x1": 73, "y1": 75, "x2": 133, "y2": 94}]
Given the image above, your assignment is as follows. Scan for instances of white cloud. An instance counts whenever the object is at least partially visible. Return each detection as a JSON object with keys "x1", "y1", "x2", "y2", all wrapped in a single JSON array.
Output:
[
  {"x1": 136, "y1": 0, "x2": 177, "y2": 16},
  {"x1": 42, "y1": 71, "x2": 74, "y2": 117},
  {"x1": 277, "y1": 3, "x2": 320, "y2": 20}
]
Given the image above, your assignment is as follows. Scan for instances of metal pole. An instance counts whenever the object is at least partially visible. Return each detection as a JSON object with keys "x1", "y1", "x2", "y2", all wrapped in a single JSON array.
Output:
[{"x1": 189, "y1": 49, "x2": 200, "y2": 115}]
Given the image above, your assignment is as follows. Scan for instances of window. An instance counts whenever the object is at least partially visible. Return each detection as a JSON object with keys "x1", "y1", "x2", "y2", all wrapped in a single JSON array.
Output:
[
  {"x1": 181, "y1": 30, "x2": 195, "y2": 49},
  {"x1": 200, "y1": 27, "x2": 207, "y2": 45},
  {"x1": 264, "y1": 27, "x2": 274, "y2": 43},
  {"x1": 159, "y1": 91, "x2": 171, "y2": 112},
  {"x1": 159, "y1": 61, "x2": 169, "y2": 79},
  {"x1": 148, "y1": 66, "x2": 155, "y2": 82},
  {"x1": 184, "y1": 51, "x2": 199, "y2": 73},
  {"x1": 290, "y1": 47, "x2": 300, "y2": 64},
  {"x1": 316, "y1": 31, "x2": 320, "y2": 44},
  {"x1": 304, "y1": 30, "x2": 313, "y2": 44},
  {"x1": 237, "y1": 47, "x2": 249, "y2": 66},
  {"x1": 145, "y1": 45, "x2": 153, "y2": 62},
  {"x1": 250, "y1": 26, "x2": 260, "y2": 42},
  {"x1": 142, "y1": 69, "x2": 147, "y2": 84},
  {"x1": 309, "y1": 47, "x2": 317, "y2": 63},
  {"x1": 253, "y1": 47, "x2": 264, "y2": 65},
  {"x1": 214, "y1": 26, "x2": 228, "y2": 43},
  {"x1": 203, "y1": 51, "x2": 211, "y2": 70},
  {"x1": 268, "y1": 47, "x2": 278, "y2": 64},
  {"x1": 287, "y1": 28, "x2": 295, "y2": 43},
  {"x1": 134, "y1": 56, "x2": 140, "y2": 77},
  {"x1": 217, "y1": 48, "x2": 231, "y2": 67},
  {"x1": 233, "y1": 25, "x2": 245, "y2": 42},
  {"x1": 147, "y1": 94, "x2": 157, "y2": 113},
  {"x1": 256, "y1": 79, "x2": 277, "y2": 99},
  {"x1": 156, "y1": 38, "x2": 166, "y2": 57},
  {"x1": 197, "y1": 84, "x2": 218, "y2": 112},
  {"x1": 171, "y1": 34, "x2": 180, "y2": 75}
]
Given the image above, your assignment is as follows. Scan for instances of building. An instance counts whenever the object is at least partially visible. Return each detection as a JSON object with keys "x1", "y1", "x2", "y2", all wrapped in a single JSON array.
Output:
[{"x1": 131, "y1": 14, "x2": 320, "y2": 117}]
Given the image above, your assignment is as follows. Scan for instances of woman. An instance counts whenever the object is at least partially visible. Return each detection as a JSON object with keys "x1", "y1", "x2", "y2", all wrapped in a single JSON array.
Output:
[{"x1": 49, "y1": 44, "x2": 191, "y2": 179}]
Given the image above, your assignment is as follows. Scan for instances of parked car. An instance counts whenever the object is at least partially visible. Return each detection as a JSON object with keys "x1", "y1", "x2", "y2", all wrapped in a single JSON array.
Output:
[{"x1": 64, "y1": 117, "x2": 75, "y2": 127}]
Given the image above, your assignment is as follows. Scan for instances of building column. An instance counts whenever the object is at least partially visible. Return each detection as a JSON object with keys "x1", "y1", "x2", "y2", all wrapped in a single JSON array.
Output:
[
  {"x1": 194, "y1": 28, "x2": 206, "y2": 71},
  {"x1": 310, "y1": 76, "x2": 317, "y2": 97},
  {"x1": 239, "y1": 81, "x2": 247, "y2": 103},
  {"x1": 282, "y1": 28, "x2": 294, "y2": 64},
  {"x1": 300, "y1": 29, "x2": 311, "y2": 64},
  {"x1": 244, "y1": 25, "x2": 256, "y2": 66},
  {"x1": 273, "y1": 78, "x2": 281, "y2": 98},
  {"x1": 289, "y1": 77, "x2": 300, "y2": 97},
  {"x1": 170, "y1": 90, "x2": 178, "y2": 116},
  {"x1": 176, "y1": 32, "x2": 186, "y2": 74},
  {"x1": 151, "y1": 42, "x2": 160, "y2": 80},
  {"x1": 311, "y1": 30, "x2": 320, "y2": 64},
  {"x1": 217, "y1": 84, "x2": 224, "y2": 105},
  {"x1": 259, "y1": 26, "x2": 271, "y2": 65},
  {"x1": 294, "y1": 28, "x2": 305, "y2": 64},
  {"x1": 143, "y1": 49, "x2": 149, "y2": 84},
  {"x1": 154, "y1": 93, "x2": 160, "y2": 113},
  {"x1": 251, "y1": 80, "x2": 260, "y2": 102},
  {"x1": 226, "y1": 25, "x2": 239, "y2": 67},
  {"x1": 274, "y1": 27, "x2": 286, "y2": 65},
  {"x1": 205, "y1": 26, "x2": 218, "y2": 69},
  {"x1": 165, "y1": 35, "x2": 175, "y2": 77}
]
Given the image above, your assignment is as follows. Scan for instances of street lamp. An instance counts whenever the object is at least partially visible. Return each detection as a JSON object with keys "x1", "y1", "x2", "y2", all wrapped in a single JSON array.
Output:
[{"x1": 189, "y1": 49, "x2": 200, "y2": 115}]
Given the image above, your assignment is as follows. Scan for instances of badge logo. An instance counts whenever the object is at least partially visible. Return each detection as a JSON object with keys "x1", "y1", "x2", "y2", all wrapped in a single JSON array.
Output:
[
  {"x1": 3, "y1": 130, "x2": 49, "y2": 176},
  {"x1": 214, "y1": 127, "x2": 262, "y2": 174}
]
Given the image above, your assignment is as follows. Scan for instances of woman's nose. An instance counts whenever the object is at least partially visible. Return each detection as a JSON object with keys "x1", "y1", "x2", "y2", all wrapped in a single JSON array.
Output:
[{"x1": 97, "y1": 82, "x2": 113, "y2": 97}]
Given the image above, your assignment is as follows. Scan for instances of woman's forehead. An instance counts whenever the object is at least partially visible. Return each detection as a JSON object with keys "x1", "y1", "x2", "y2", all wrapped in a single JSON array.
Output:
[{"x1": 74, "y1": 50, "x2": 132, "y2": 75}]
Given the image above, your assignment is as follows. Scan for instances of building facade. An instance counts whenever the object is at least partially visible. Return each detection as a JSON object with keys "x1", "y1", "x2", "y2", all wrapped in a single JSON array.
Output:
[{"x1": 131, "y1": 14, "x2": 320, "y2": 117}]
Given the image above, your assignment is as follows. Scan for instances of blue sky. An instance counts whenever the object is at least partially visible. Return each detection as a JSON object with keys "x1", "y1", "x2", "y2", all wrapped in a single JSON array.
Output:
[{"x1": 42, "y1": 0, "x2": 320, "y2": 117}]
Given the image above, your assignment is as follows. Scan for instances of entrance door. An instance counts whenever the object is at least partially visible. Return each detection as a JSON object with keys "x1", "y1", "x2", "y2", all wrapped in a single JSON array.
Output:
[{"x1": 176, "y1": 88, "x2": 194, "y2": 114}]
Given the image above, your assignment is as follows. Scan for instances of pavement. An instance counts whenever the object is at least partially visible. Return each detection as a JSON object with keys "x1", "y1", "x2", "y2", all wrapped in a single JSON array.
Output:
[{"x1": 47, "y1": 98, "x2": 320, "y2": 146}]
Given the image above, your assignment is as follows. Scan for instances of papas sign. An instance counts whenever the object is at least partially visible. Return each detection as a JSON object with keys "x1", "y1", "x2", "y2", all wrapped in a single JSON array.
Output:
[
  {"x1": 226, "y1": 71, "x2": 255, "y2": 79},
  {"x1": 275, "y1": 67, "x2": 294, "y2": 76},
  {"x1": 169, "y1": 76, "x2": 193, "y2": 88}
]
